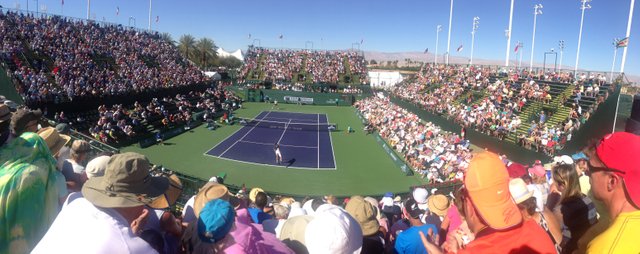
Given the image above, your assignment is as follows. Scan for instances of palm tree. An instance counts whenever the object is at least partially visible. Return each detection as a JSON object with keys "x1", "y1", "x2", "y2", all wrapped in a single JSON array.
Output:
[
  {"x1": 178, "y1": 34, "x2": 196, "y2": 60},
  {"x1": 195, "y1": 37, "x2": 217, "y2": 69},
  {"x1": 160, "y1": 33, "x2": 174, "y2": 45}
]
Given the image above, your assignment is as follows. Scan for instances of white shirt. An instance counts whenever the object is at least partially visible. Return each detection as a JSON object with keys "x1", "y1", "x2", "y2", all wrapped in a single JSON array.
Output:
[
  {"x1": 181, "y1": 195, "x2": 197, "y2": 224},
  {"x1": 32, "y1": 197, "x2": 158, "y2": 254}
]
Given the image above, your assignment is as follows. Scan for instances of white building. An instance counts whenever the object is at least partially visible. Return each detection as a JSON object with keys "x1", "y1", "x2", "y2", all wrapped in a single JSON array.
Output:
[{"x1": 368, "y1": 71, "x2": 403, "y2": 89}]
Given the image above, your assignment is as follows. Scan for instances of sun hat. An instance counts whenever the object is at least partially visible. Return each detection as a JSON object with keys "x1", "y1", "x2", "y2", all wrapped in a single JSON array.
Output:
[
  {"x1": 553, "y1": 155, "x2": 574, "y2": 165},
  {"x1": 85, "y1": 155, "x2": 111, "y2": 178},
  {"x1": 508, "y1": 178, "x2": 534, "y2": 204},
  {"x1": 249, "y1": 187, "x2": 265, "y2": 203},
  {"x1": 279, "y1": 215, "x2": 314, "y2": 253},
  {"x1": 404, "y1": 198, "x2": 424, "y2": 219},
  {"x1": 193, "y1": 182, "x2": 230, "y2": 217},
  {"x1": 11, "y1": 108, "x2": 42, "y2": 134},
  {"x1": 528, "y1": 164, "x2": 546, "y2": 178},
  {"x1": 413, "y1": 187, "x2": 429, "y2": 210},
  {"x1": 305, "y1": 204, "x2": 363, "y2": 254},
  {"x1": 288, "y1": 202, "x2": 307, "y2": 219},
  {"x1": 37, "y1": 127, "x2": 71, "y2": 155},
  {"x1": 82, "y1": 152, "x2": 169, "y2": 208},
  {"x1": 197, "y1": 199, "x2": 235, "y2": 243},
  {"x1": 571, "y1": 152, "x2": 588, "y2": 161},
  {"x1": 71, "y1": 140, "x2": 91, "y2": 154},
  {"x1": 595, "y1": 132, "x2": 640, "y2": 207},
  {"x1": 0, "y1": 104, "x2": 11, "y2": 124},
  {"x1": 464, "y1": 152, "x2": 522, "y2": 230},
  {"x1": 55, "y1": 123, "x2": 71, "y2": 135},
  {"x1": 363, "y1": 196, "x2": 382, "y2": 220},
  {"x1": 149, "y1": 174, "x2": 183, "y2": 209},
  {"x1": 345, "y1": 196, "x2": 380, "y2": 236},
  {"x1": 427, "y1": 194, "x2": 450, "y2": 217}
]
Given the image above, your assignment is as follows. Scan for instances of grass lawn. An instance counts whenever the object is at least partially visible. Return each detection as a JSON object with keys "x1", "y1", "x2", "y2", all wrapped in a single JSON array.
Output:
[{"x1": 122, "y1": 102, "x2": 423, "y2": 197}]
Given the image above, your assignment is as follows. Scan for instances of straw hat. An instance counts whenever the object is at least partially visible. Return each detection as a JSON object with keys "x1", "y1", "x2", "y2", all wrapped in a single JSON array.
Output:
[
  {"x1": 193, "y1": 182, "x2": 231, "y2": 217},
  {"x1": 37, "y1": 127, "x2": 71, "y2": 155},
  {"x1": 427, "y1": 194, "x2": 450, "y2": 217},
  {"x1": 149, "y1": 174, "x2": 183, "y2": 209},
  {"x1": 509, "y1": 178, "x2": 534, "y2": 204}
]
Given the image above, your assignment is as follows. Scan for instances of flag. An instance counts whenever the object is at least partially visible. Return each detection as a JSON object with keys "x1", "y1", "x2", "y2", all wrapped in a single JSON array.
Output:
[
  {"x1": 360, "y1": 39, "x2": 364, "y2": 44},
  {"x1": 156, "y1": 15, "x2": 159, "y2": 23},
  {"x1": 279, "y1": 34, "x2": 283, "y2": 39},
  {"x1": 616, "y1": 37, "x2": 629, "y2": 48},
  {"x1": 248, "y1": 33, "x2": 251, "y2": 39},
  {"x1": 514, "y1": 43, "x2": 520, "y2": 53},
  {"x1": 116, "y1": 6, "x2": 119, "y2": 16},
  {"x1": 457, "y1": 44, "x2": 463, "y2": 52},
  {"x1": 424, "y1": 48, "x2": 429, "y2": 54},
  {"x1": 61, "y1": 0, "x2": 64, "y2": 6}
]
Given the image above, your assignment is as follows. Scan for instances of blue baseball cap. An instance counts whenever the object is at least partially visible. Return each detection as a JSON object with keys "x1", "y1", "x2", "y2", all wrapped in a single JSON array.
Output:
[
  {"x1": 197, "y1": 199, "x2": 235, "y2": 243},
  {"x1": 571, "y1": 152, "x2": 588, "y2": 161},
  {"x1": 384, "y1": 192, "x2": 393, "y2": 198}
]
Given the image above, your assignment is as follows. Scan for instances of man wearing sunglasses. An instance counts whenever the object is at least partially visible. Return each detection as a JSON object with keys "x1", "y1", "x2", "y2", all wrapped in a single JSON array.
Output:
[{"x1": 584, "y1": 132, "x2": 640, "y2": 253}]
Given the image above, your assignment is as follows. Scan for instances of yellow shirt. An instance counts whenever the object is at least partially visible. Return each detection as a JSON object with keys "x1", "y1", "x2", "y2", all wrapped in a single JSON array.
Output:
[{"x1": 587, "y1": 210, "x2": 640, "y2": 254}]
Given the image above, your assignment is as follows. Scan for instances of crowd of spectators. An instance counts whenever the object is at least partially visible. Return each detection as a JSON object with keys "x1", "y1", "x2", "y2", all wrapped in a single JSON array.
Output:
[
  {"x1": 1, "y1": 94, "x2": 639, "y2": 254},
  {"x1": 0, "y1": 11, "x2": 208, "y2": 104},
  {"x1": 239, "y1": 46, "x2": 368, "y2": 84},
  {"x1": 355, "y1": 96, "x2": 472, "y2": 183}
]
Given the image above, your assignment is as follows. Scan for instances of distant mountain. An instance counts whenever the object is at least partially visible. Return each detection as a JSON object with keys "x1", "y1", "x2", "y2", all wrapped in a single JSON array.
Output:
[{"x1": 217, "y1": 48, "x2": 244, "y2": 61}]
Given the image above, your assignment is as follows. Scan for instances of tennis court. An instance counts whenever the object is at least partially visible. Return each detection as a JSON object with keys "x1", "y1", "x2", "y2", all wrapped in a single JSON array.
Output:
[{"x1": 205, "y1": 111, "x2": 337, "y2": 169}]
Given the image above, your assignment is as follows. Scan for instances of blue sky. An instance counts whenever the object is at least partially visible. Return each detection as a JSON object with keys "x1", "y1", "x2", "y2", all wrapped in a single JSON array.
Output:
[{"x1": 2, "y1": 0, "x2": 639, "y2": 75}]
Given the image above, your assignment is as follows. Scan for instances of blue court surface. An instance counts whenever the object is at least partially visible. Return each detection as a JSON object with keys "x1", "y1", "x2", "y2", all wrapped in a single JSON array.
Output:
[{"x1": 205, "y1": 111, "x2": 336, "y2": 169}]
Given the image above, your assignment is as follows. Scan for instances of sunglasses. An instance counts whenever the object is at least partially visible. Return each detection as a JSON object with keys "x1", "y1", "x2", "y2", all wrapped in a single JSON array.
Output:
[{"x1": 586, "y1": 161, "x2": 626, "y2": 177}]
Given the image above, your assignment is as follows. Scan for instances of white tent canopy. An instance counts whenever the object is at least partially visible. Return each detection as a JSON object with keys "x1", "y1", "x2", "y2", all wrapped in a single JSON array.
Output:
[{"x1": 368, "y1": 71, "x2": 403, "y2": 89}]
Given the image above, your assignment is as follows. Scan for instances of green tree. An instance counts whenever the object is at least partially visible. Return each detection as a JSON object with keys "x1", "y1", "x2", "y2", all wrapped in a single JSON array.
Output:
[
  {"x1": 369, "y1": 59, "x2": 377, "y2": 65},
  {"x1": 195, "y1": 37, "x2": 218, "y2": 69},
  {"x1": 160, "y1": 33, "x2": 174, "y2": 45},
  {"x1": 178, "y1": 34, "x2": 196, "y2": 60}
]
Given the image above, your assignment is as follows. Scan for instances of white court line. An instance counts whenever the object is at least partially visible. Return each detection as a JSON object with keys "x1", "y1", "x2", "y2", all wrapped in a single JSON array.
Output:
[
  {"x1": 317, "y1": 113, "x2": 320, "y2": 169},
  {"x1": 219, "y1": 111, "x2": 271, "y2": 157},
  {"x1": 204, "y1": 111, "x2": 269, "y2": 156},
  {"x1": 202, "y1": 152, "x2": 336, "y2": 170},
  {"x1": 276, "y1": 119, "x2": 292, "y2": 144},
  {"x1": 326, "y1": 114, "x2": 338, "y2": 169},
  {"x1": 238, "y1": 140, "x2": 318, "y2": 149},
  {"x1": 263, "y1": 116, "x2": 318, "y2": 123}
]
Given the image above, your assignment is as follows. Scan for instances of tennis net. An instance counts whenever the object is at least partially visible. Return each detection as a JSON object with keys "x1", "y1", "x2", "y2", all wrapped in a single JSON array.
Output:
[{"x1": 237, "y1": 117, "x2": 337, "y2": 132}]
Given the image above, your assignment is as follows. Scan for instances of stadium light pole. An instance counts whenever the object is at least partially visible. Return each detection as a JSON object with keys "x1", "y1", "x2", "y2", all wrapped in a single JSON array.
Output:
[
  {"x1": 305, "y1": 41, "x2": 314, "y2": 50},
  {"x1": 148, "y1": 0, "x2": 152, "y2": 31},
  {"x1": 505, "y1": 0, "x2": 515, "y2": 67},
  {"x1": 610, "y1": 38, "x2": 619, "y2": 82},
  {"x1": 575, "y1": 0, "x2": 592, "y2": 78},
  {"x1": 435, "y1": 25, "x2": 442, "y2": 65},
  {"x1": 86, "y1": 0, "x2": 90, "y2": 19},
  {"x1": 518, "y1": 42, "x2": 524, "y2": 69},
  {"x1": 446, "y1": 0, "x2": 454, "y2": 65},
  {"x1": 252, "y1": 39, "x2": 261, "y2": 47},
  {"x1": 620, "y1": 0, "x2": 635, "y2": 74},
  {"x1": 470, "y1": 17, "x2": 480, "y2": 65},
  {"x1": 128, "y1": 16, "x2": 136, "y2": 27},
  {"x1": 529, "y1": 4, "x2": 543, "y2": 72},
  {"x1": 559, "y1": 40, "x2": 565, "y2": 70}
]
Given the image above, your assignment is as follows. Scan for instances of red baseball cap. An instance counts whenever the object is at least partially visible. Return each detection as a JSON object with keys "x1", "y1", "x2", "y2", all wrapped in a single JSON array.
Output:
[{"x1": 596, "y1": 132, "x2": 640, "y2": 208}]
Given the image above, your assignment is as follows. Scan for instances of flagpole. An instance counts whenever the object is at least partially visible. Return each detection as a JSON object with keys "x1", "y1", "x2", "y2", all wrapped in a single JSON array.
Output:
[
  {"x1": 575, "y1": 0, "x2": 592, "y2": 78},
  {"x1": 518, "y1": 42, "x2": 524, "y2": 69},
  {"x1": 620, "y1": 0, "x2": 635, "y2": 73},
  {"x1": 610, "y1": 40, "x2": 618, "y2": 83},
  {"x1": 435, "y1": 25, "x2": 442, "y2": 65},
  {"x1": 61, "y1": 0, "x2": 63, "y2": 15},
  {"x1": 559, "y1": 40, "x2": 565, "y2": 70},
  {"x1": 148, "y1": 0, "x2": 152, "y2": 31},
  {"x1": 87, "y1": 0, "x2": 90, "y2": 19},
  {"x1": 505, "y1": 0, "x2": 515, "y2": 67},
  {"x1": 530, "y1": 4, "x2": 543, "y2": 72},
  {"x1": 446, "y1": 0, "x2": 454, "y2": 65},
  {"x1": 470, "y1": 17, "x2": 479, "y2": 65}
]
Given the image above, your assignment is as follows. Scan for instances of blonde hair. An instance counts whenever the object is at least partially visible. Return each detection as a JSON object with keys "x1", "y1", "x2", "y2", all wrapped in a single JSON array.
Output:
[{"x1": 552, "y1": 164, "x2": 582, "y2": 202}]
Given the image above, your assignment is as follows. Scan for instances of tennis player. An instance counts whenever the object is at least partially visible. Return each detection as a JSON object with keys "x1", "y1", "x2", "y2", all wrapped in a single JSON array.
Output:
[
  {"x1": 273, "y1": 99, "x2": 279, "y2": 110},
  {"x1": 274, "y1": 143, "x2": 283, "y2": 164}
]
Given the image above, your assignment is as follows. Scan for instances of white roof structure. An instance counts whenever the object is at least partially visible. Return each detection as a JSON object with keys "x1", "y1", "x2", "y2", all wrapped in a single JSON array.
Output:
[
  {"x1": 368, "y1": 71, "x2": 403, "y2": 89},
  {"x1": 216, "y1": 48, "x2": 244, "y2": 61}
]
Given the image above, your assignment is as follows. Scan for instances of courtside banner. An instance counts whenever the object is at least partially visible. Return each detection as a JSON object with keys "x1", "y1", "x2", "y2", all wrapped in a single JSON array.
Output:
[{"x1": 284, "y1": 96, "x2": 314, "y2": 104}]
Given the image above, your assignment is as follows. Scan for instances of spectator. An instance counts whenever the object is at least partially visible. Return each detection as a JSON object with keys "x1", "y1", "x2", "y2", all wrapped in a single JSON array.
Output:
[
  {"x1": 248, "y1": 191, "x2": 274, "y2": 224},
  {"x1": 305, "y1": 204, "x2": 363, "y2": 254},
  {"x1": 550, "y1": 164, "x2": 598, "y2": 254},
  {"x1": 9, "y1": 108, "x2": 42, "y2": 143},
  {"x1": 32, "y1": 152, "x2": 170, "y2": 253},
  {"x1": 584, "y1": 132, "x2": 640, "y2": 253},
  {"x1": 509, "y1": 178, "x2": 563, "y2": 251},
  {"x1": 262, "y1": 204, "x2": 290, "y2": 237},
  {"x1": 180, "y1": 199, "x2": 236, "y2": 254},
  {"x1": 0, "y1": 104, "x2": 11, "y2": 146},
  {"x1": 421, "y1": 152, "x2": 556, "y2": 253},
  {"x1": 85, "y1": 154, "x2": 111, "y2": 178},
  {"x1": 279, "y1": 215, "x2": 314, "y2": 254},
  {"x1": 61, "y1": 140, "x2": 91, "y2": 192},
  {"x1": 0, "y1": 130, "x2": 67, "y2": 254},
  {"x1": 345, "y1": 196, "x2": 385, "y2": 253},
  {"x1": 394, "y1": 198, "x2": 439, "y2": 254}
]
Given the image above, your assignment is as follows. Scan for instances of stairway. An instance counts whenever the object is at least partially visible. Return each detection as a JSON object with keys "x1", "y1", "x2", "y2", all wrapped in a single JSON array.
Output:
[{"x1": 505, "y1": 101, "x2": 542, "y2": 143}]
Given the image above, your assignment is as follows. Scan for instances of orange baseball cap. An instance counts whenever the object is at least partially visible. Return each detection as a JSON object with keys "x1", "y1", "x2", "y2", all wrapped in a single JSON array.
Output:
[{"x1": 464, "y1": 152, "x2": 522, "y2": 230}]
